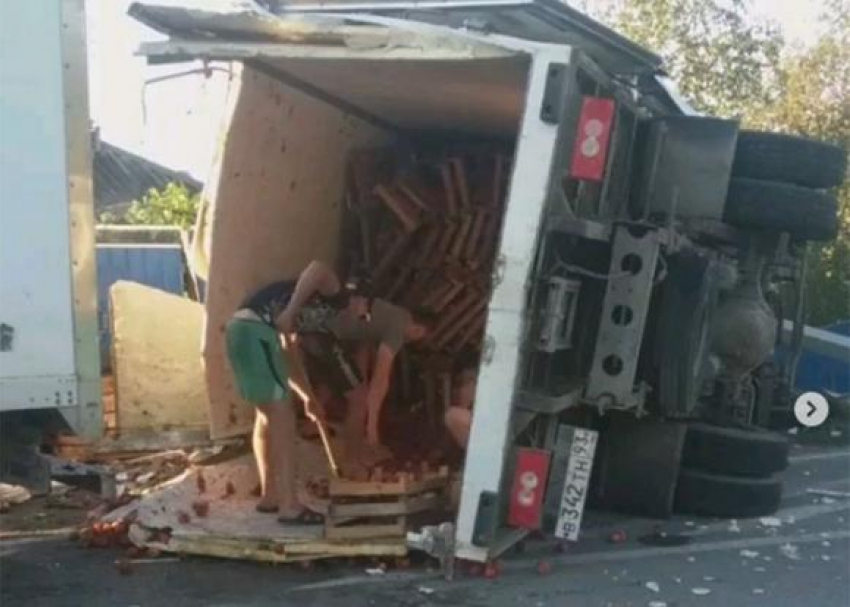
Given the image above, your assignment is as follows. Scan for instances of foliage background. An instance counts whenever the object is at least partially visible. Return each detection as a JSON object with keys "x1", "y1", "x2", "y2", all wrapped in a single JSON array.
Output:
[{"x1": 98, "y1": 182, "x2": 200, "y2": 231}]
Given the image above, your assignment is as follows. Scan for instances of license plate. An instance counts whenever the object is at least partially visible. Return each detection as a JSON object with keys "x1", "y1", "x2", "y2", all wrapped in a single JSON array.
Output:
[{"x1": 555, "y1": 428, "x2": 598, "y2": 540}]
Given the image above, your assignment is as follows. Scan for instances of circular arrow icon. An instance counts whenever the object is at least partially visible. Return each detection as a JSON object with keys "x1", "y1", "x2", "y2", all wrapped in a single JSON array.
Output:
[{"x1": 793, "y1": 392, "x2": 829, "y2": 427}]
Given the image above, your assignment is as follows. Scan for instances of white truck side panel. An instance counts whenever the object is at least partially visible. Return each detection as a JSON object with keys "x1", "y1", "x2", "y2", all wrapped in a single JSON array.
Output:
[
  {"x1": 0, "y1": 2, "x2": 76, "y2": 383},
  {"x1": 455, "y1": 50, "x2": 571, "y2": 561},
  {"x1": 0, "y1": 0, "x2": 101, "y2": 435}
]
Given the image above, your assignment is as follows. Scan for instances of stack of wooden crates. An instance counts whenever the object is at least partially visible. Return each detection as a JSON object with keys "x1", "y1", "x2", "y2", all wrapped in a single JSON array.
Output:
[{"x1": 341, "y1": 144, "x2": 511, "y2": 436}]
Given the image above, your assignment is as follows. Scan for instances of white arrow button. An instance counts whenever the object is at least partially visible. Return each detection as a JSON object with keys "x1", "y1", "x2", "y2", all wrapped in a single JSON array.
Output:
[{"x1": 794, "y1": 392, "x2": 829, "y2": 427}]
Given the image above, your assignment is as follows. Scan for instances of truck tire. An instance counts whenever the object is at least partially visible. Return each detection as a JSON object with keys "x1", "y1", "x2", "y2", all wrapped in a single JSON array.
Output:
[
  {"x1": 724, "y1": 178, "x2": 839, "y2": 241},
  {"x1": 682, "y1": 423, "x2": 789, "y2": 478},
  {"x1": 674, "y1": 468, "x2": 782, "y2": 518},
  {"x1": 733, "y1": 131, "x2": 847, "y2": 189}
]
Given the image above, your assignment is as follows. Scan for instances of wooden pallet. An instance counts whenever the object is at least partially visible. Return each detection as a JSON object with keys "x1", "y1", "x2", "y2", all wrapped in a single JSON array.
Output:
[{"x1": 325, "y1": 468, "x2": 450, "y2": 541}]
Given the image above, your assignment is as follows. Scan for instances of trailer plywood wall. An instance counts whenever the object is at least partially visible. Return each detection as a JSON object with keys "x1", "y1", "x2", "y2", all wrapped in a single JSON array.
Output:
[{"x1": 202, "y1": 65, "x2": 394, "y2": 439}]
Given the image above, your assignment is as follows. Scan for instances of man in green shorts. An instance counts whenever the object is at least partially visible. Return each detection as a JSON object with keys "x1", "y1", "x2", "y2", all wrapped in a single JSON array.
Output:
[
  {"x1": 227, "y1": 261, "x2": 431, "y2": 522},
  {"x1": 226, "y1": 260, "x2": 345, "y2": 523}
]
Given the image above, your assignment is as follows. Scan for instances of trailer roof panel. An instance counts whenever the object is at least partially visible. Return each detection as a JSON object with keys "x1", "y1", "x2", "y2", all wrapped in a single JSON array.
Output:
[{"x1": 272, "y1": 0, "x2": 663, "y2": 74}]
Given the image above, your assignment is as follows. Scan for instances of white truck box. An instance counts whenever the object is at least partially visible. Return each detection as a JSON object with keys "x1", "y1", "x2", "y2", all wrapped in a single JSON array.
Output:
[{"x1": 0, "y1": 0, "x2": 101, "y2": 438}]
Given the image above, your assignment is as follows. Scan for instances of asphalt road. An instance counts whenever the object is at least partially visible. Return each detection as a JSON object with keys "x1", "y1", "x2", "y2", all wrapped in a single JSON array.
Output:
[{"x1": 2, "y1": 441, "x2": 848, "y2": 607}]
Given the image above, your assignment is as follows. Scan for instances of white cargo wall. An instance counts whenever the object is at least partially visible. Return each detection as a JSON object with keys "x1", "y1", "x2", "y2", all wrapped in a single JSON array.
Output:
[
  {"x1": 0, "y1": 0, "x2": 100, "y2": 436},
  {"x1": 202, "y1": 65, "x2": 393, "y2": 439}
]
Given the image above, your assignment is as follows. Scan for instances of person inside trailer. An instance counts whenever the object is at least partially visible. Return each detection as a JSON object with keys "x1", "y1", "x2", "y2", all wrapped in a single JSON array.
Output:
[{"x1": 444, "y1": 350, "x2": 480, "y2": 450}]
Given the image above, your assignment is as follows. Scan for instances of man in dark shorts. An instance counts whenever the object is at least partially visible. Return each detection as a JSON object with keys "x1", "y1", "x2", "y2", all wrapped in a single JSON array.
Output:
[{"x1": 280, "y1": 269, "x2": 432, "y2": 467}]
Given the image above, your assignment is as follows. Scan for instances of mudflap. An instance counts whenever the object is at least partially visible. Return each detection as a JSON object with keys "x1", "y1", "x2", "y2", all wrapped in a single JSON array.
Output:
[{"x1": 592, "y1": 414, "x2": 686, "y2": 518}]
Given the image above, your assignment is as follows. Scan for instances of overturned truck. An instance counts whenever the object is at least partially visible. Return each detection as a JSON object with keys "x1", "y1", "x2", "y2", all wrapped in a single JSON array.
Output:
[{"x1": 129, "y1": 0, "x2": 845, "y2": 563}]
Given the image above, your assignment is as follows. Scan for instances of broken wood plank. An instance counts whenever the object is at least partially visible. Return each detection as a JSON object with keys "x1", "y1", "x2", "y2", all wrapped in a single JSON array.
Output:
[
  {"x1": 464, "y1": 210, "x2": 487, "y2": 261},
  {"x1": 429, "y1": 291, "x2": 482, "y2": 345},
  {"x1": 421, "y1": 278, "x2": 459, "y2": 310},
  {"x1": 434, "y1": 299, "x2": 489, "y2": 350},
  {"x1": 325, "y1": 519, "x2": 406, "y2": 541},
  {"x1": 375, "y1": 185, "x2": 420, "y2": 233},
  {"x1": 397, "y1": 181, "x2": 430, "y2": 211},
  {"x1": 453, "y1": 313, "x2": 488, "y2": 352},
  {"x1": 450, "y1": 213, "x2": 475, "y2": 259},
  {"x1": 431, "y1": 281, "x2": 465, "y2": 314},
  {"x1": 404, "y1": 473, "x2": 450, "y2": 496},
  {"x1": 330, "y1": 479, "x2": 406, "y2": 497},
  {"x1": 328, "y1": 493, "x2": 444, "y2": 519},
  {"x1": 434, "y1": 220, "x2": 458, "y2": 259},
  {"x1": 145, "y1": 528, "x2": 406, "y2": 561},
  {"x1": 330, "y1": 470, "x2": 449, "y2": 498}
]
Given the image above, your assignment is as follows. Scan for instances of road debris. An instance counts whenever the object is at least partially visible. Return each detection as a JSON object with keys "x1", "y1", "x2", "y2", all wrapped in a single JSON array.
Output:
[
  {"x1": 759, "y1": 517, "x2": 782, "y2": 528},
  {"x1": 418, "y1": 587, "x2": 435, "y2": 595},
  {"x1": 779, "y1": 543, "x2": 801, "y2": 560},
  {"x1": 0, "y1": 483, "x2": 32, "y2": 510},
  {"x1": 645, "y1": 581, "x2": 660, "y2": 593},
  {"x1": 728, "y1": 519, "x2": 740, "y2": 533},
  {"x1": 608, "y1": 530, "x2": 628, "y2": 543},
  {"x1": 691, "y1": 587, "x2": 712, "y2": 596},
  {"x1": 740, "y1": 549, "x2": 760, "y2": 559},
  {"x1": 754, "y1": 566, "x2": 766, "y2": 572},
  {"x1": 648, "y1": 602, "x2": 668, "y2": 607},
  {"x1": 537, "y1": 560, "x2": 552, "y2": 576},
  {"x1": 752, "y1": 588, "x2": 765, "y2": 595},
  {"x1": 365, "y1": 567, "x2": 386, "y2": 576},
  {"x1": 483, "y1": 562, "x2": 500, "y2": 579},
  {"x1": 687, "y1": 556, "x2": 696, "y2": 563}
]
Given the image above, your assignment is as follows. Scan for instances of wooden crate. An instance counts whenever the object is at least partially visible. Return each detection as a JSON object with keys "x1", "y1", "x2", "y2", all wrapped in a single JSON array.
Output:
[{"x1": 325, "y1": 468, "x2": 450, "y2": 541}]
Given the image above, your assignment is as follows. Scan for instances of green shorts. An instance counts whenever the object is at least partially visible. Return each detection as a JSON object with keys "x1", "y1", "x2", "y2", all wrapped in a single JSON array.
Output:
[{"x1": 225, "y1": 315, "x2": 289, "y2": 404}]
